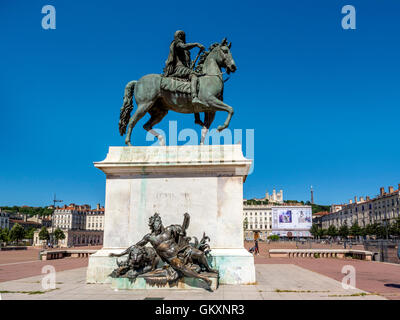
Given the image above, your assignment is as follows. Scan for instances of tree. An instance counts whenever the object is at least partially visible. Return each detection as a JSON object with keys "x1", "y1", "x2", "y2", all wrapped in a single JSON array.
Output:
[
  {"x1": 310, "y1": 224, "x2": 320, "y2": 238},
  {"x1": 365, "y1": 224, "x2": 374, "y2": 236},
  {"x1": 9, "y1": 223, "x2": 25, "y2": 244},
  {"x1": 349, "y1": 222, "x2": 362, "y2": 238},
  {"x1": 268, "y1": 235, "x2": 279, "y2": 241},
  {"x1": 327, "y1": 225, "x2": 337, "y2": 238},
  {"x1": 53, "y1": 228, "x2": 65, "y2": 245},
  {"x1": 24, "y1": 227, "x2": 35, "y2": 240},
  {"x1": 243, "y1": 217, "x2": 248, "y2": 231},
  {"x1": 389, "y1": 218, "x2": 400, "y2": 237},
  {"x1": 359, "y1": 226, "x2": 367, "y2": 238},
  {"x1": 316, "y1": 228, "x2": 328, "y2": 239},
  {"x1": 338, "y1": 224, "x2": 349, "y2": 239},
  {"x1": 38, "y1": 227, "x2": 50, "y2": 242},
  {"x1": 376, "y1": 223, "x2": 387, "y2": 239},
  {"x1": 0, "y1": 228, "x2": 10, "y2": 244}
]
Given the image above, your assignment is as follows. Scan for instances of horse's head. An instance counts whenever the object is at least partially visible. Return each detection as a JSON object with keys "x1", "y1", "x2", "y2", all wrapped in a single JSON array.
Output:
[{"x1": 213, "y1": 38, "x2": 237, "y2": 74}]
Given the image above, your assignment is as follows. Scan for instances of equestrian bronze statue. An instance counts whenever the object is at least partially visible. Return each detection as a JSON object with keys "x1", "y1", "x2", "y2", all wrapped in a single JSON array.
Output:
[{"x1": 119, "y1": 31, "x2": 237, "y2": 146}]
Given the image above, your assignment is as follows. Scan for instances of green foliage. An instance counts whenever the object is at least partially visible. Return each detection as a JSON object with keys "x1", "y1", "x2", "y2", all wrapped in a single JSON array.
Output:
[
  {"x1": 389, "y1": 218, "x2": 400, "y2": 237},
  {"x1": 0, "y1": 206, "x2": 54, "y2": 217},
  {"x1": 365, "y1": 224, "x2": 376, "y2": 236},
  {"x1": 53, "y1": 228, "x2": 65, "y2": 242},
  {"x1": 310, "y1": 224, "x2": 321, "y2": 238},
  {"x1": 9, "y1": 223, "x2": 25, "y2": 242},
  {"x1": 312, "y1": 219, "x2": 400, "y2": 240},
  {"x1": 284, "y1": 200, "x2": 305, "y2": 205},
  {"x1": 243, "y1": 217, "x2": 248, "y2": 231},
  {"x1": 24, "y1": 227, "x2": 36, "y2": 240},
  {"x1": 244, "y1": 199, "x2": 269, "y2": 205},
  {"x1": 38, "y1": 227, "x2": 50, "y2": 241},
  {"x1": 327, "y1": 225, "x2": 337, "y2": 237},
  {"x1": 349, "y1": 222, "x2": 362, "y2": 237},
  {"x1": 310, "y1": 203, "x2": 330, "y2": 214},
  {"x1": 338, "y1": 224, "x2": 349, "y2": 238},
  {"x1": 267, "y1": 235, "x2": 279, "y2": 241},
  {"x1": 0, "y1": 228, "x2": 10, "y2": 243}
]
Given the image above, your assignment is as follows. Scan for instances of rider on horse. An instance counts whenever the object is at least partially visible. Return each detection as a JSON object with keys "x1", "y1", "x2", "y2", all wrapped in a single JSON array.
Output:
[{"x1": 164, "y1": 30, "x2": 207, "y2": 108}]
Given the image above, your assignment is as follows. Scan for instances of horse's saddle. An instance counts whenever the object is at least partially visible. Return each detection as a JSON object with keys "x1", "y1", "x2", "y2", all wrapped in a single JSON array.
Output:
[{"x1": 160, "y1": 76, "x2": 191, "y2": 94}]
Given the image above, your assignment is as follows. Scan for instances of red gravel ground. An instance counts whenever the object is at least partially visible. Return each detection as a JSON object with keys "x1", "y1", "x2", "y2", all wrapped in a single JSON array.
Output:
[
  {"x1": 0, "y1": 246, "x2": 102, "y2": 264},
  {"x1": 0, "y1": 257, "x2": 89, "y2": 282},
  {"x1": 0, "y1": 246, "x2": 102, "y2": 282}
]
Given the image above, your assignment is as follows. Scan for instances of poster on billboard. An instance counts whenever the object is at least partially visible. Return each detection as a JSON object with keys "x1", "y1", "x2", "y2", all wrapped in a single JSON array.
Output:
[{"x1": 271, "y1": 206, "x2": 312, "y2": 237}]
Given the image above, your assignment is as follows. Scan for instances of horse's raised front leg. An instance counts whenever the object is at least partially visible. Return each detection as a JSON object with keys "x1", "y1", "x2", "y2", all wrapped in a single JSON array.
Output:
[{"x1": 206, "y1": 97, "x2": 234, "y2": 132}]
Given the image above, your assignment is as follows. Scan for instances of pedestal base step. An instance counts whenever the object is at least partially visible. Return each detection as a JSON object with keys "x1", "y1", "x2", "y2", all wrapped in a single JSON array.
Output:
[{"x1": 111, "y1": 273, "x2": 218, "y2": 291}]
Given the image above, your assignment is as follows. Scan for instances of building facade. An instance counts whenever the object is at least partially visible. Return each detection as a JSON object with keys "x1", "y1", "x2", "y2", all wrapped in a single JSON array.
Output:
[
  {"x1": 86, "y1": 204, "x2": 105, "y2": 231},
  {"x1": 243, "y1": 204, "x2": 273, "y2": 241},
  {"x1": 8, "y1": 213, "x2": 42, "y2": 230},
  {"x1": 33, "y1": 228, "x2": 103, "y2": 248},
  {"x1": 321, "y1": 184, "x2": 400, "y2": 229},
  {"x1": 36, "y1": 203, "x2": 106, "y2": 247},
  {"x1": 0, "y1": 210, "x2": 9, "y2": 229},
  {"x1": 52, "y1": 204, "x2": 91, "y2": 230}
]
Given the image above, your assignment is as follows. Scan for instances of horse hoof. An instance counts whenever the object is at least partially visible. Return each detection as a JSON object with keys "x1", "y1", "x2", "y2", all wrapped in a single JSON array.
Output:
[
  {"x1": 158, "y1": 137, "x2": 166, "y2": 146},
  {"x1": 125, "y1": 141, "x2": 132, "y2": 146},
  {"x1": 217, "y1": 125, "x2": 225, "y2": 132}
]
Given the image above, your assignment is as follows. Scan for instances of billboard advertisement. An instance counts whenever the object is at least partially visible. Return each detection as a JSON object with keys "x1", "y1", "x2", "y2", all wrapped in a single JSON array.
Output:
[{"x1": 271, "y1": 206, "x2": 312, "y2": 237}]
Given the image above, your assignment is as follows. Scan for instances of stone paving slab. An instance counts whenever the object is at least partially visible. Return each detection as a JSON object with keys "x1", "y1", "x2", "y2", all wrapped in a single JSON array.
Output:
[{"x1": 0, "y1": 264, "x2": 386, "y2": 300}]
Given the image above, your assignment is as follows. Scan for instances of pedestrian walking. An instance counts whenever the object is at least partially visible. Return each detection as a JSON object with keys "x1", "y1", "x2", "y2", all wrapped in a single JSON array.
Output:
[{"x1": 254, "y1": 239, "x2": 260, "y2": 255}]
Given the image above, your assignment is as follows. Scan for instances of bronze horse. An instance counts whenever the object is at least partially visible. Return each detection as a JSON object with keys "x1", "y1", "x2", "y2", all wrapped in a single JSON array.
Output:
[{"x1": 119, "y1": 38, "x2": 237, "y2": 146}]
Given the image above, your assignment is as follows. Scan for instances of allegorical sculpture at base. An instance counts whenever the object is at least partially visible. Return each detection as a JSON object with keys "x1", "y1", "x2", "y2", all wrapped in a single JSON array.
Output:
[
  {"x1": 109, "y1": 213, "x2": 218, "y2": 291},
  {"x1": 119, "y1": 30, "x2": 237, "y2": 146}
]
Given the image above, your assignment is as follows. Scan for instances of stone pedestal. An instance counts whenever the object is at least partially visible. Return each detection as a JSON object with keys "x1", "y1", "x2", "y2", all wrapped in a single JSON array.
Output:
[
  {"x1": 87, "y1": 144, "x2": 255, "y2": 285},
  {"x1": 111, "y1": 273, "x2": 218, "y2": 291}
]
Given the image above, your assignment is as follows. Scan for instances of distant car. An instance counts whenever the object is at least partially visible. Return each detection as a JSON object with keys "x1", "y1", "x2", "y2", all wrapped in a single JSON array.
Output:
[{"x1": 397, "y1": 245, "x2": 400, "y2": 260}]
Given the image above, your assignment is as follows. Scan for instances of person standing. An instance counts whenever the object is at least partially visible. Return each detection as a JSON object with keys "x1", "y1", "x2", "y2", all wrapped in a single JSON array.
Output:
[{"x1": 254, "y1": 238, "x2": 260, "y2": 255}]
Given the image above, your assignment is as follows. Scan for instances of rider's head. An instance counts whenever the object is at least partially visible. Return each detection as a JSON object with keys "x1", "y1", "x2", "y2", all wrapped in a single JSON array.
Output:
[
  {"x1": 149, "y1": 213, "x2": 163, "y2": 233},
  {"x1": 174, "y1": 30, "x2": 186, "y2": 43}
]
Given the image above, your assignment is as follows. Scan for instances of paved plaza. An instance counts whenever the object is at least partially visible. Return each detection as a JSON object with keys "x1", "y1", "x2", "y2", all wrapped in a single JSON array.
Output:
[
  {"x1": 2, "y1": 245, "x2": 400, "y2": 300},
  {"x1": 0, "y1": 264, "x2": 387, "y2": 300}
]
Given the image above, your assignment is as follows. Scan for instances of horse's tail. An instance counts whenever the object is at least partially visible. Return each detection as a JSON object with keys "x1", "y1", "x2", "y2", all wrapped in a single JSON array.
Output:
[{"x1": 119, "y1": 80, "x2": 137, "y2": 136}]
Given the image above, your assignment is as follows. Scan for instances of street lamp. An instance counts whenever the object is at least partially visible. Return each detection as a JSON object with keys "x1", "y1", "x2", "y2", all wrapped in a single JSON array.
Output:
[{"x1": 51, "y1": 194, "x2": 63, "y2": 246}]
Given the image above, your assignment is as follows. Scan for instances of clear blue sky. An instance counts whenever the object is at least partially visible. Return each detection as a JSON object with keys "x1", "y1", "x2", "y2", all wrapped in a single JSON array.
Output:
[{"x1": 0, "y1": 0, "x2": 399, "y2": 207}]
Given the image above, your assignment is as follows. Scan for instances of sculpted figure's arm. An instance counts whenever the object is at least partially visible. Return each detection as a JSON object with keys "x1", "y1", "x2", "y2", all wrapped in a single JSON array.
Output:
[
  {"x1": 135, "y1": 234, "x2": 150, "y2": 247},
  {"x1": 176, "y1": 42, "x2": 205, "y2": 51},
  {"x1": 167, "y1": 225, "x2": 184, "y2": 244}
]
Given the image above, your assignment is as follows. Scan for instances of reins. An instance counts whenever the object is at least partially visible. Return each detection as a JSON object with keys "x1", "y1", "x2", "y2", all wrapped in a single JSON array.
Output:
[{"x1": 200, "y1": 71, "x2": 231, "y2": 83}]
